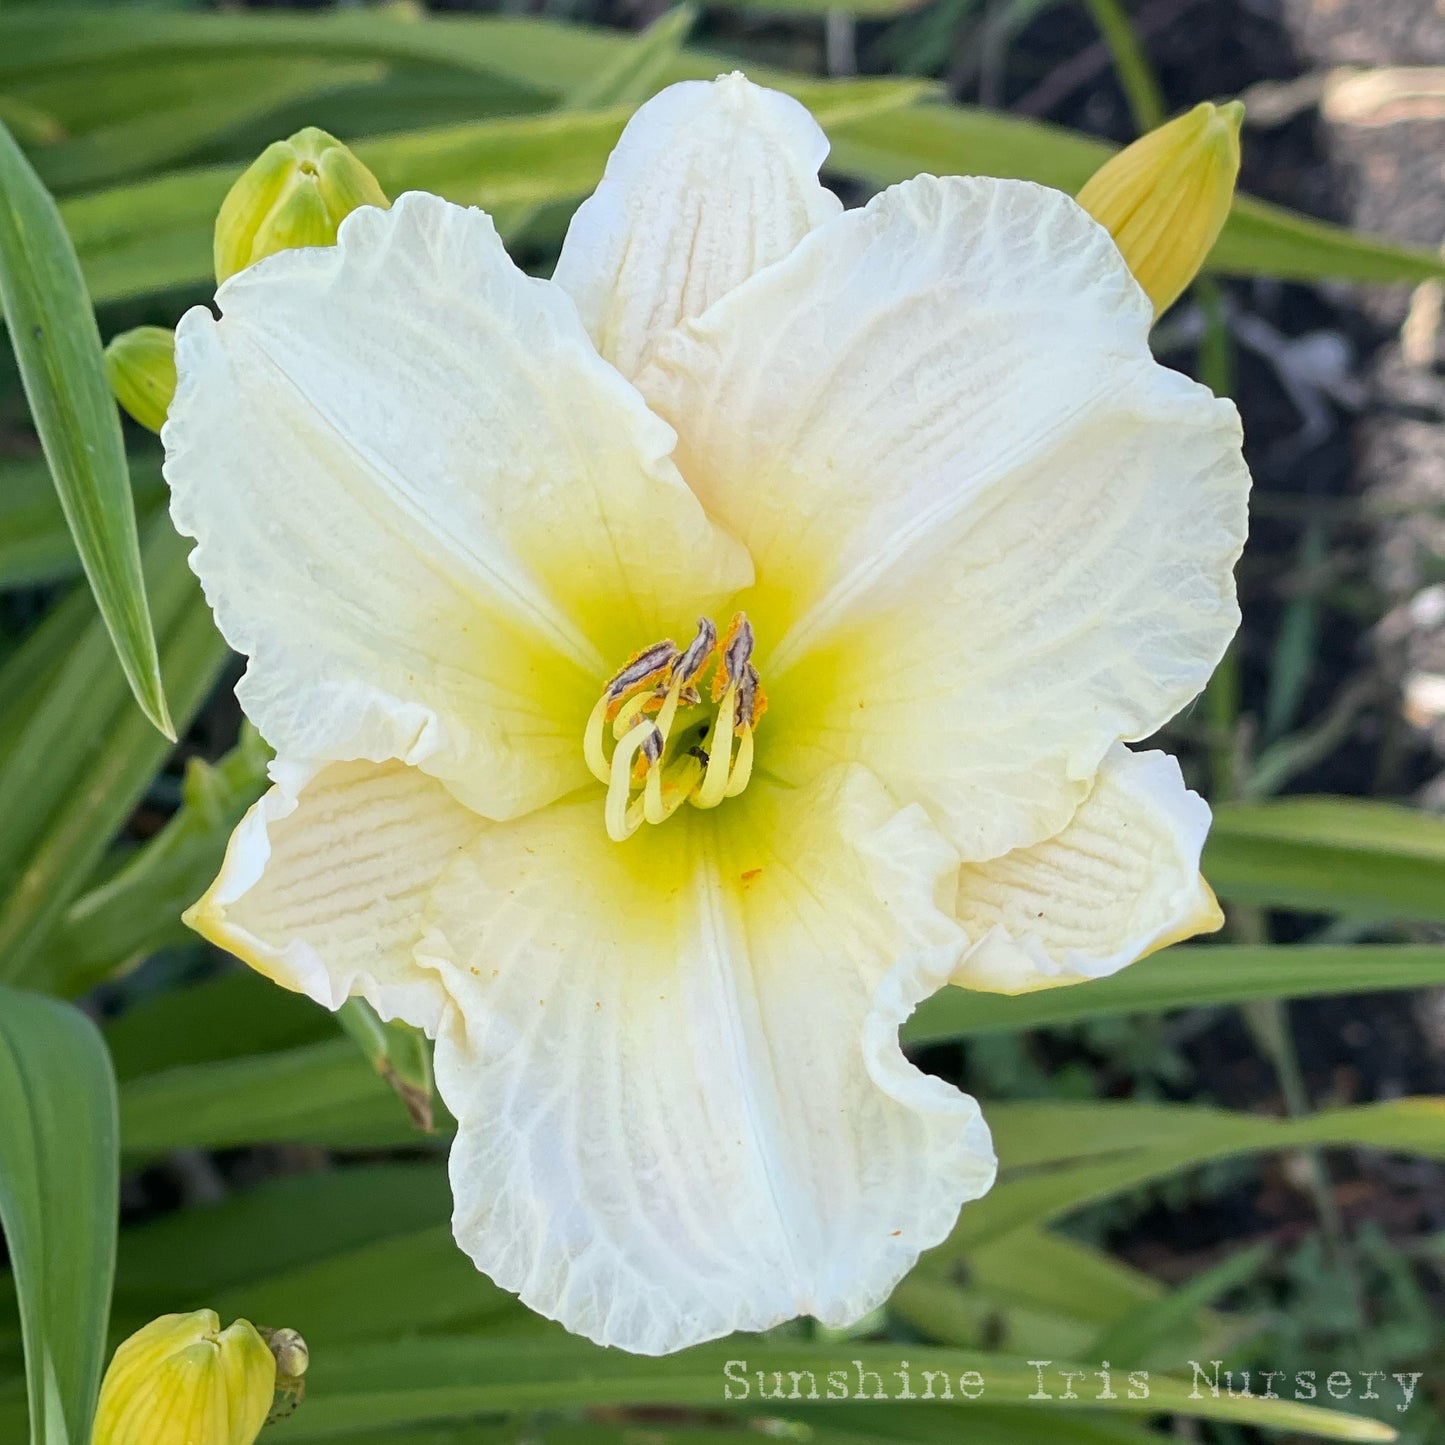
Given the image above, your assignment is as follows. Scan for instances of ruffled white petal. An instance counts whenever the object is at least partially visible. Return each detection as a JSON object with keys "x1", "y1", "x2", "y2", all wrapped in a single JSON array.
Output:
[
  {"x1": 417, "y1": 766, "x2": 995, "y2": 1354},
  {"x1": 552, "y1": 72, "x2": 841, "y2": 384},
  {"x1": 186, "y1": 759, "x2": 480, "y2": 1030},
  {"x1": 164, "y1": 191, "x2": 751, "y2": 821},
  {"x1": 642, "y1": 175, "x2": 1249, "y2": 860},
  {"x1": 952, "y1": 745, "x2": 1223, "y2": 994}
]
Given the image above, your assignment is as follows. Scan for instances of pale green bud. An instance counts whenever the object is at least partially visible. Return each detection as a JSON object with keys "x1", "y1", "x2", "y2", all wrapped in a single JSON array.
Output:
[
  {"x1": 214, "y1": 127, "x2": 388, "y2": 285},
  {"x1": 1076, "y1": 100, "x2": 1244, "y2": 317},
  {"x1": 92, "y1": 1310, "x2": 275, "y2": 1445},
  {"x1": 103, "y1": 326, "x2": 176, "y2": 434}
]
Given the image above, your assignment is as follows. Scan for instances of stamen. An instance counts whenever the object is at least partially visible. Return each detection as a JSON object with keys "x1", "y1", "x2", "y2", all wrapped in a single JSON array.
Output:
[
  {"x1": 691, "y1": 687, "x2": 737, "y2": 810},
  {"x1": 583, "y1": 693, "x2": 612, "y2": 785},
  {"x1": 642, "y1": 675, "x2": 686, "y2": 823},
  {"x1": 725, "y1": 725, "x2": 754, "y2": 797},
  {"x1": 612, "y1": 691, "x2": 653, "y2": 741},
  {"x1": 676, "y1": 618, "x2": 718, "y2": 686},
  {"x1": 606, "y1": 719, "x2": 658, "y2": 842},
  {"x1": 713, "y1": 614, "x2": 755, "y2": 702},
  {"x1": 586, "y1": 611, "x2": 765, "y2": 839},
  {"x1": 604, "y1": 640, "x2": 678, "y2": 710}
]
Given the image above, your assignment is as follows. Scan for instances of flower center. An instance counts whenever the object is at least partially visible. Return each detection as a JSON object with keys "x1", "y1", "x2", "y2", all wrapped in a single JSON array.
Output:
[{"x1": 583, "y1": 613, "x2": 767, "y2": 842}]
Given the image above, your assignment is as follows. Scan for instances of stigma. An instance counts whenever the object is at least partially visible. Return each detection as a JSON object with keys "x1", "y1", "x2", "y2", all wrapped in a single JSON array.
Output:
[{"x1": 583, "y1": 613, "x2": 767, "y2": 842}]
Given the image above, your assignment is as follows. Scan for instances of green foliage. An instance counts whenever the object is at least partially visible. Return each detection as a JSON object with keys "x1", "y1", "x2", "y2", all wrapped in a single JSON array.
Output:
[
  {"x1": 0, "y1": 987, "x2": 118, "y2": 1445},
  {"x1": 0, "y1": 120, "x2": 171, "y2": 735},
  {"x1": 1205, "y1": 798, "x2": 1445, "y2": 921},
  {"x1": 0, "y1": 518, "x2": 228, "y2": 988}
]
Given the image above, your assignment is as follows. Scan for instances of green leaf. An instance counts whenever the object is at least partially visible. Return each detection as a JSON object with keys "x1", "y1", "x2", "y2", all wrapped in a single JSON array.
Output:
[
  {"x1": 0, "y1": 584, "x2": 100, "y2": 770},
  {"x1": 113, "y1": 1163, "x2": 450, "y2": 1312},
  {"x1": 4, "y1": 7, "x2": 1443, "y2": 281},
  {"x1": 715, "y1": 0, "x2": 930, "y2": 17},
  {"x1": 488, "y1": 4, "x2": 696, "y2": 242},
  {"x1": 1086, "y1": 1242, "x2": 1271, "y2": 1366},
  {"x1": 892, "y1": 1224, "x2": 1242, "y2": 1364},
  {"x1": 64, "y1": 78, "x2": 924, "y2": 306},
  {"x1": 0, "y1": 118, "x2": 171, "y2": 736},
  {"x1": 0, "y1": 454, "x2": 164, "y2": 589},
  {"x1": 826, "y1": 102, "x2": 1445, "y2": 285},
  {"x1": 0, "y1": 986, "x2": 118, "y2": 1445},
  {"x1": 902, "y1": 944, "x2": 1445, "y2": 1042},
  {"x1": 0, "y1": 517, "x2": 230, "y2": 989},
  {"x1": 932, "y1": 1097, "x2": 1445, "y2": 1257},
  {"x1": 790, "y1": 1406, "x2": 1164, "y2": 1445},
  {"x1": 104, "y1": 968, "x2": 329, "y2": 1082},
  {"x1": 0, "y1": 95, "x2": 63, "y2": 147},
  {"x1": 28, "y1": 59, "x2": 382, "y2": 192},
  {"x1": 212, "y1": 1224, "x2": 515, "y2": 1347},
  {"x1": 0, "y1": 10, "x2": 918, "y2": 102},
  {"x1": 43, "y1": 726, "x2": 270, "y2": 996},
  {"x1": 1205, "y1": 797, "x2": 1445, "y2": 920},
  {"x1": 118, "y1": 1039, "x2": 448, "y2": 1156}
]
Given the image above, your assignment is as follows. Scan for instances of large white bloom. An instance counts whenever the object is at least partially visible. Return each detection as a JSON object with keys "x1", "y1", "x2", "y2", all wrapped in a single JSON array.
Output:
[{"x1": 168, "y1": 74, "x2": 1247, "y2": 1355}]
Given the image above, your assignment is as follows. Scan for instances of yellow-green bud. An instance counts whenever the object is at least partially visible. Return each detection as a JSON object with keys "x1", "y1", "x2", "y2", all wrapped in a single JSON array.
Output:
[
  {"x1": 214, "y1": 127, "x2": 388, "y2": 285},
  {"x1": 92, "y1": 1310, "x2": 276, "y2": 1445},
  {"x1": 103, "y1": 326, "x2": 176, "y2": 434},
  {"x1": 1076, "y1": 100, "x2": 1244, "y2": 317}
]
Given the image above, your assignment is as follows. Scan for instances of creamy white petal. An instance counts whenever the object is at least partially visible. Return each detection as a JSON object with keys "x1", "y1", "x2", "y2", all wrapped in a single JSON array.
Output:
[
  {"x1": 642, "y1": 175, "x2": 1249, "y2": 859},
  {"x1": 416, "y1": 766, "x2": 995, "y2": 1354},
  {"x1": 165, "y1": 191, "x2": 752, "y2": 821},
  {"x1": 187, "y1": 759, "x2": 480, "y2": 1029},
  {"x1": 952, "y1": 745, "x2": 1223, "y2": 994},
  {"x1": 552, "y1": 73, "x2": 841, "y2": 384}
]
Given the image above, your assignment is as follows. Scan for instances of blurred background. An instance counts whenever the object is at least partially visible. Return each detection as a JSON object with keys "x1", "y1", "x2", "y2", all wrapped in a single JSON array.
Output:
[{"x1": 2, "y1": 0, "x2": 1445, "y2": 1442}]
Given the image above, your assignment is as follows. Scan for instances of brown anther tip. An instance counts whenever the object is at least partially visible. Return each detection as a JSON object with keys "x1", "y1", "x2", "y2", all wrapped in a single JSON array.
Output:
[
  {"x1": 605, "y1": 639, "x2": 679, "y2": 703},
  {"x1": 676, "y1": 616, "x2": 719, "y2": 685},
  {"x1": 723, "y1": 615, "x2": 755, "y2": 678}
]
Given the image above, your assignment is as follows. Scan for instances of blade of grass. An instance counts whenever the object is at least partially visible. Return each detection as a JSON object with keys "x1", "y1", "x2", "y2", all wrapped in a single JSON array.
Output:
[
  {"x1": 0, "y1": 986, "x2": 118, "y2": 1445},
  {"x1": 0, "y1": 454, "x2": 164, "y2": 589},
  {"x1": 902, "y1": 944, "x2": 1445, "y2": 1042},
  {"x1": 1080, "y1": 0, "x2": 1165, "y2": 132},
  {"x1": 0, "y1": 119, "x2": 170, "y2": 735},
  {"x1": 0, "y1": 519, "x2": 230, "y2": 988}
]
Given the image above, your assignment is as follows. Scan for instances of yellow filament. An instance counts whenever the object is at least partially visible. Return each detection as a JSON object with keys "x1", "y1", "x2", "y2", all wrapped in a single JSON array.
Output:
[
  {"x1": 648, "y1": 754, "x2": 704, "y2": 826},
  {"x1": 642, "y1": 678, "x2": 686, "y2": 824},
  {"x1": 724, "y1": 724, "x2": 754, "y2": 798},
  {"x1": 612, "y1": 692, "x2": 652, "y2": 739},
  {"x1": 583, "y1": 694, "x2": 612, "y2": 785},
  {"x1": 691, "y1": 688, "x2": 737, "y2": 811},
  {"x1": 606, "y1": 720, "x2": 657, "y2": 842}
]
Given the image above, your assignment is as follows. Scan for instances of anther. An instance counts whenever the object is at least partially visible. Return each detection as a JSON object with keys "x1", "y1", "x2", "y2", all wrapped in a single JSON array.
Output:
[
  {"x1": 604, "y1": 639, "x2": 678, "y2": 709},
  {"x1": 676, "y1": 618, "x2": 718, "y2": 686}
]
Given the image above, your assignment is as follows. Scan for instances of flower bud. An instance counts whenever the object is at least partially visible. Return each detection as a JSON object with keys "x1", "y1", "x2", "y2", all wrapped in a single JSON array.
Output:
[
  {"x1": 103, "y1": 326, "x2": 176, "y2": 434},
  {"x1": 92, "y1": 1310, "x2": 275, "y2": 1445},
  {"x1": 1076, "y1": 100, "x2": 1244, "y2": 317},
  {"x1": 214, "y1": 127, "x2": 388, "y2": 285}
]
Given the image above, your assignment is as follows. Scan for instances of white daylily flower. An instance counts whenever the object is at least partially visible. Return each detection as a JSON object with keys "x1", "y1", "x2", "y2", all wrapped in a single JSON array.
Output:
[{"x1": 168, "y1": 72, "x2": 1248, "y2": 1356}]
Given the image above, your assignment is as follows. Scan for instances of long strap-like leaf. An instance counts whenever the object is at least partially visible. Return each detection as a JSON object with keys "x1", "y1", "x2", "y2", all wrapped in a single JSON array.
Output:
[{"x1": 0, "y1": 986, "x2": 119, "y2": 1445}]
